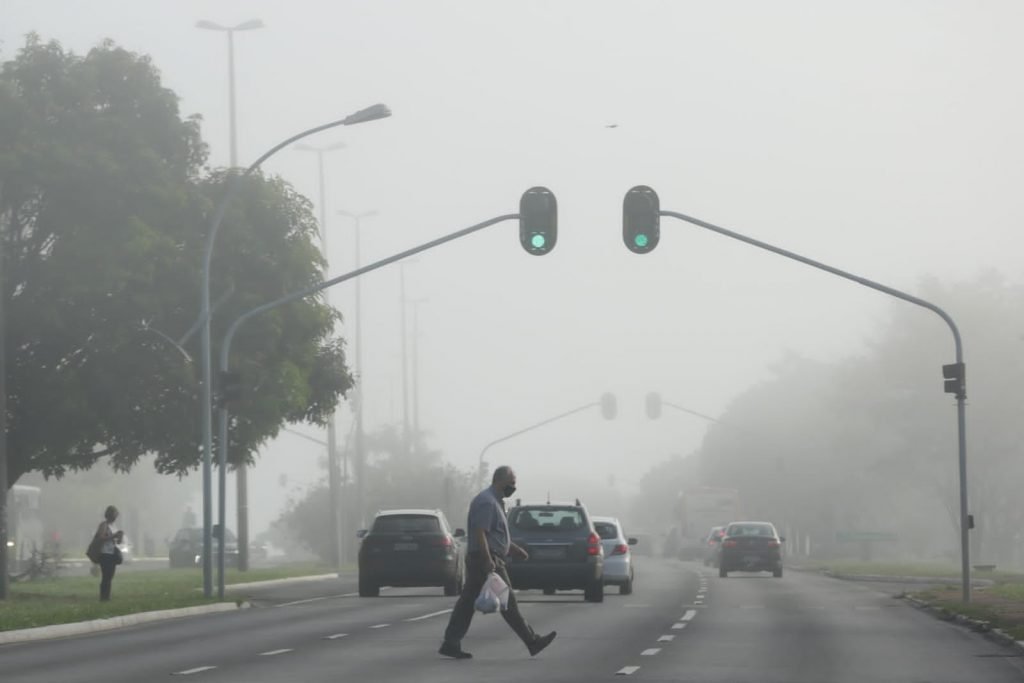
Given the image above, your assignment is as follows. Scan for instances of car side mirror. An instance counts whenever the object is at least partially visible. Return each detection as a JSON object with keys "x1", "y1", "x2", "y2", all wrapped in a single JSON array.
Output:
[
  {"x1": 356, "y1": 529, "x2": 368, "y2": 539},
  {"x1": 779, "y1": 537, "x2": 786, "y2": 543},
  {"x1": 453, "y1": 528, "x2": 466, "y2": 538},
  {"x1": 627, "y1": 537, "x2": 638, "y2": 546}
]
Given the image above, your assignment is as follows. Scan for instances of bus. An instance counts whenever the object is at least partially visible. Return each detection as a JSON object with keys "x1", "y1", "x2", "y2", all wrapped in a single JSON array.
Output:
[{"x1": 6, "y1": 484, "x2": 45, "y2": 572}]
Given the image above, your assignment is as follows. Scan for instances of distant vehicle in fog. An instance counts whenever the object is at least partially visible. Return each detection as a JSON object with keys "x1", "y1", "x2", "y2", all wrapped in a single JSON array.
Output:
[
  {"x1": 717, "y1": 521, "x2": 784, "y2": 578},
  {"x1": 592, "y1": 516, "x2": 638, "y2": 595},
  {"x1": 674, "y1": 487, "x2": 740, "y2": 560},
  {"x1": 703, "y1": 526, "x2": 727, "y2": 567}
]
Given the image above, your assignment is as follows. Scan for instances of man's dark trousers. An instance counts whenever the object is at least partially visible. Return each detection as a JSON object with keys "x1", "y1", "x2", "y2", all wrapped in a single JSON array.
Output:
[{"x1": 443, "y1": 552, "x2": 536, "y2": 648}]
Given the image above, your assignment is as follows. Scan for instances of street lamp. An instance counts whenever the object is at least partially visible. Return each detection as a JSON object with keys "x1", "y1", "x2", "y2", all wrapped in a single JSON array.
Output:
[
  {"x1": 190, "y1": 107, "x2": 390, "y2": 598},
  {"x1": 295, "y1": 140, "x2": 346, "y2": 575},
  {"x1": 336, "y1": 209, "x2": 378, "y2": 533},
  {"x1": 195, "y1": 19, "x2": 265, "y2": 167}
]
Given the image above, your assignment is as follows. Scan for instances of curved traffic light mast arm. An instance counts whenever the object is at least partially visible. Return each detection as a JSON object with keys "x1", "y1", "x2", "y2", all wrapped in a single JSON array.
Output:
[
  {"x1": 212, "y1": 213, "x2": 517, "y2": 598},
  {"x1": 476, "y1": 402, "x2": 599, "y2": 487},
  {"x1": 662, "y1": 401, "x2": 727, "y2": 426},
  {"x1": 658, "y1": 208, "x2": 970, "y2": 603}
]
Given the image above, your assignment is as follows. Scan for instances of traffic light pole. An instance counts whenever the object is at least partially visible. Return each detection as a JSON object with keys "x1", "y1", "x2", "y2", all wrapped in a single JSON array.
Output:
[
  {"x1": 475, "y1": 402, "x2": 599, "y2": 490},
  {"x1": 659, "y1": 208, "x2": 971, "y2": 602},
  {"x1": 212, "y1": 213, "x2": 517, "y2": 597}
]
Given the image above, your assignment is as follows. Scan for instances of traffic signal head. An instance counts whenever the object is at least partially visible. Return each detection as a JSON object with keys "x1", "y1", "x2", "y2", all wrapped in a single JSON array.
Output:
[
  {"x1": 600, "y1": 393, "x2": 618, "y2": 420},
  {"x1": 623, "y1": 185, "x2": 660, "y2": 253},
  {"x1": 645, "y1": 392, "x2": 663, "y2": 420},
  {"x1": 942, "y1": 362, "x2": 966, "y2": 399},
  {"x1": 519, "y1": 186, "x2": 557, "y2": 255}
]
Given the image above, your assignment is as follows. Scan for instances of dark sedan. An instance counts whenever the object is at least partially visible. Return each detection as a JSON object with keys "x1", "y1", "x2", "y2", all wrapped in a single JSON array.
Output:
[
  {"x1": 718, "y1": 521, "x2": 784, "y2": 578},
  {"x1": 357, "y1": 509, "x2": 465, "y2": 597}
]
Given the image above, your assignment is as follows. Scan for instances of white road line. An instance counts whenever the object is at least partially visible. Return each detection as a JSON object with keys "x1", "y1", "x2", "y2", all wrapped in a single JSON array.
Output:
[
  {"x1": 341, "y1": 592, "x2": 359, "y2": 597},
  {"x1": 324, "y1": 633, "x2": 349, "y2": 640},
  {"x1": 681, "y1": 609, "x2": 697, "y2": 621},
  {"x1": 405, "y1": 609, "x2": 453, "y2": 622},
  {"x1": 277, "y1": 593, "x2": 350, "y2": 607},
  {"x1": 671, "y1": 622, "x2": 687, "y2": 630},
  {"x1": 616, "y1": 666, "x2": 641, "y2": 675},
  {"x1": 259, "y1": 649, "x2": 294, "y2": 657},
  {"x1": 641, "y1": 648, "x2": 661, "y2": 656},
  {"x1": 657, "y1": 635, "x2": 675, "y2": 642},
  {"x1": 172, "y1": 666, "x2": 217, "y2": 676},
  {"x1": 370, "y1": 623, "x2": 390, "y2": 629}
]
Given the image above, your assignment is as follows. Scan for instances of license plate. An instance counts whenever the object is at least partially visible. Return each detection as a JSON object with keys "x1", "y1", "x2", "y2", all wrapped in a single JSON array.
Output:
[
  {"x1": 394, "y1": 543, "x2": 418, "y2": 551},
  {"x1": 533, "y1": 547, "x2": 566, "y2": 560},
  {"x1": 743, "y1": 554, "x2": 761, "y2": 564}
]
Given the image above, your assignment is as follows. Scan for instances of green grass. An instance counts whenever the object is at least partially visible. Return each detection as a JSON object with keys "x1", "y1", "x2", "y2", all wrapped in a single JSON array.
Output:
[
  {"x1": 913, "y1": 581, "x2": 1024, "y2": 640},
  {"x1": 0, "y1": 563, "x2": 334, "y2": 632},
  {"x1": 810, "y1": 561, "x2": 1024, "y2": 582}
]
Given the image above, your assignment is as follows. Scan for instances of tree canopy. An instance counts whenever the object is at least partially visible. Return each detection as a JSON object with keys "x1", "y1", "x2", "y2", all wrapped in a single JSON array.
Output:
[{"x1": 0, "y1": 37, "x2": 351, "y2": 485}]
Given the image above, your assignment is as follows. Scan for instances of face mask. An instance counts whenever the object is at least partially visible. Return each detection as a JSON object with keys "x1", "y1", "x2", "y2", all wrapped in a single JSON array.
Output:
[{"x1": 503, "y1": 485, "x2": 517, "y2": 498}]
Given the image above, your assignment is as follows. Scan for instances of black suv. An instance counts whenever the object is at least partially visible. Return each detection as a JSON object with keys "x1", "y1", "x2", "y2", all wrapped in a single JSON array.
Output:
[
  {"x1": 357, "y1": 509, "x2": 465, "y2": 597},
  {"x1": 505, "y1": 501, "x2": 604, "y2": 602},
  {"x1": 717, "y1": 521, "x2": 784, "y2": 578}
]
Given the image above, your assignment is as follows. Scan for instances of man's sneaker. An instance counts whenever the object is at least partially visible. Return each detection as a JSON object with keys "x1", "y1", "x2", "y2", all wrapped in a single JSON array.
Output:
[
  {"x1": 527, "y1": 631, "x2": 557, "y2": 657},
  {"x1": 438, "y1": 642, "x2": 472, "y2": 659}
]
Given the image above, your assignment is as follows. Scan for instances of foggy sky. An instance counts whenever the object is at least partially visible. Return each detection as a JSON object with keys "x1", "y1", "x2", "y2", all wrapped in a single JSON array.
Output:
[{"x1": 4, "y1": 1, "x2": 1022, "y2": 533}]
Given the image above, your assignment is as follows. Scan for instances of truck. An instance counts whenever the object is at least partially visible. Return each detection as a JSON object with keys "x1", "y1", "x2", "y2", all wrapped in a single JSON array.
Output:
[{"x1": 673, "y1": 486, "x2": 741, "y2": 560}]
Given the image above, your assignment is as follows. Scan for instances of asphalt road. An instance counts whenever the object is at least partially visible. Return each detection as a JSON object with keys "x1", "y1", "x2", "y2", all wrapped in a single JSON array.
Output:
[{"x1": 2, "y1": 559, "x2": 1023, "y2": 682}]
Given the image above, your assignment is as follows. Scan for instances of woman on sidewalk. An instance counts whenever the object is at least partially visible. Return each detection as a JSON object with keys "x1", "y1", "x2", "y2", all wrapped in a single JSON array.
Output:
[{"x1": 95, "y1": 505, "x2": 124, "y2": 601}]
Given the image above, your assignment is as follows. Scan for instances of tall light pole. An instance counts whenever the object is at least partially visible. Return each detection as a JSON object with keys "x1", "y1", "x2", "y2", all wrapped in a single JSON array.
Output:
[
  {"x1": 296, "y1": 141, "x2": 346, "y2": 574},
  {"x1": 196, "y1": 16, "x2": 264, "y2": 576},
  {"x1": 184, "y1": 105, "x2": 390, "y2": 597},
  {"x1": 195, "y1": 19, "x2": 264, "y2": 167},
  {"x1": 336, "y1": 209, "x2": 377, "y2": 531},
  {"x1": 398, "y1": 262, "x2": 412, "y2": 456},
  {"x1": 409, "y1": 298, "x2": 428, "y2": 457},
  {"x1": 0, "y1": 216, "x2": 7, "y2": 600}
]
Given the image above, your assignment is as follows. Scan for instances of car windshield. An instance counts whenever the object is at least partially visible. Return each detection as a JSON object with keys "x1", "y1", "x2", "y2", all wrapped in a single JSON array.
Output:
[
  {"x1": 510, "y1": 507, "x2": 585, "y2": 532},
  {"x1": 372, "y1": 514, "x2": 440, "y2": 533},
  {"x1": 594, "y1": 522, "x2": 619, "y2": 540}
]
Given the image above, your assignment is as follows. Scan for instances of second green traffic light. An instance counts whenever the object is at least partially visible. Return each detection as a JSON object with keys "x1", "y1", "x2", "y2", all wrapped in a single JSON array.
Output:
[{"x1": 623, "y1": 185, "x2": 660, "y2": 254}]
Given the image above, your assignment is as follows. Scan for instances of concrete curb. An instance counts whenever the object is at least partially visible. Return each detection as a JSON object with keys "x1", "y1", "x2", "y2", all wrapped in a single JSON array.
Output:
[
  {"x1": 223, "y1": 572, "x2": 353, "y2": 592},
  {"x1": 902, "y1": 594, "x2": 1024, "y2": 654},
  {"x1": 0, "y1": 601, "x2": 250, "y2": 645},
  {"x1": 822, "y1": 570, "x2": 994, "y2": 587}
]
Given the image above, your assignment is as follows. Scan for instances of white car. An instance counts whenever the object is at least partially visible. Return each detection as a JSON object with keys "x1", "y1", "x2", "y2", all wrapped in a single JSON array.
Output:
[{"x1": 591, "y1": 516, "x2": 637, "y2": 595}]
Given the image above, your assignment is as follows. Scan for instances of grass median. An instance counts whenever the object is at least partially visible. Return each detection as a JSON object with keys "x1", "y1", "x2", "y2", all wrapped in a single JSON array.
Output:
[
  {"x1": 0, "y1": 563, "x2": 334, "y2": 632},
  {"x1": 912, "y1": 582, "x2": 1024, "y2": 640}
]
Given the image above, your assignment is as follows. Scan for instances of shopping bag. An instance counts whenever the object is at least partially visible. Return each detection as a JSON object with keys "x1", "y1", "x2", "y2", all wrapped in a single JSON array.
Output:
[{"x1": 474, "y1": 572, "x2": 510, "y2": 614}]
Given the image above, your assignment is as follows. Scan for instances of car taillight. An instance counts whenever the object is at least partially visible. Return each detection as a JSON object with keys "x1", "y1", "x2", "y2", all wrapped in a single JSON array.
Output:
[
  {"x1": 434, "y1": 536, "x2": 453, "y2": 548},
  {"x1": 587, "y1": 533, "x2": 601, "y2": 556},
  {"x1": 722, "y1": 539, "x2": 737, "y2": 548},
  {"x1": 612, "y1": 544, "x2": 629, "y2": 556},
  {"x1": 767, "y1": 540, "x2": 780, "y2": 548}
]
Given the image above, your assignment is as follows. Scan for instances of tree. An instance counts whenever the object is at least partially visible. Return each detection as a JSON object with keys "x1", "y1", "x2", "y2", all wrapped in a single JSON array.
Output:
[{"x1": 0, "y1": 37, "x2": 351, "y2": 486}]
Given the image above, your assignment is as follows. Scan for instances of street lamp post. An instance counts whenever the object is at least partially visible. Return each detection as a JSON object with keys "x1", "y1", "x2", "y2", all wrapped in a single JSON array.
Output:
[
  {"x1": 296, "y1": 141, "x2": 346, "y2": 575},
  {"x1": 409, "y1": 298, "x2": 428, "y2": 457},
  {"x1": 337, "y1": 210, "x2": 377, "y2": 532},
  {"x1": 399, "y1": 262, "x2": 412, "y2": 456},
  {"x1": 187, "y1": 105, "x2": 390, "y2": 598}
]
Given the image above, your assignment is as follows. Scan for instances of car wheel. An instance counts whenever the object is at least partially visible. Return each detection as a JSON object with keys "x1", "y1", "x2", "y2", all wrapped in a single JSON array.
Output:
[
  {"x1": 584, "y1": 580, "x2": 604, "y2": 603},
  {"x1": 620, "y1": 576, "x2": 634, "y2": 595},
  {"x1": 773, "y1": 567, "x2": 783, "y2": 578},
  {"x1": 542, "y1": 588, "x2": 556, "y2": 596},
  {"x1": 719, "y1": 566, "x2": 728, "y2": 578},
  {"x1": 358, "y1": 575, "x2": 380, "y2": 597}
]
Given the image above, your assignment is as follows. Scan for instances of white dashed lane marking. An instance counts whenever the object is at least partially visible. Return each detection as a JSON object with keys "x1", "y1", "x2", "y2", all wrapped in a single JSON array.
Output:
[
  {"x1": 405, "y1": 609, "x2": 453, "y2": 622},
  {"x1": 259, "y1": 649, "x2": 293, "y2": 657},
  {"x1": 172, "y1": 666, "x2": 217, "y2": 676},
  {"x1": 641, "y1": 648, "x2": 661, "y2": 656},
  {"x1": 681, "y1": 610, "x2": 698, "y2": 621},
  {"x1": 658, "y1": 635, "x2": 675, "y2": 642},
  {"x1": 671, "y1": 622, "x2": 687, "y2": 630},
  {"x1": 324, "y1": 633, "x2": 348, "y2": 640},
  {"x1": 370, "y1": 624, "x2": 390, "y2": 629},
  {"x1": 616, "y1": 666, "x2": 641, "y2": 675}
]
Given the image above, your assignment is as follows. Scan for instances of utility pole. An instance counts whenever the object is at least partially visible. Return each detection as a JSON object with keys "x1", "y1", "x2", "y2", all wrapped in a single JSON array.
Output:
[
  {"x1": 409, "y1": 298, "x2": 428, "y2": 457},
  {"x1": 0, "y1": 212, "x2": 8, "y2": 600},
  {"x1": 399, "y1": 263, "x2": 411, "y2": 456}
]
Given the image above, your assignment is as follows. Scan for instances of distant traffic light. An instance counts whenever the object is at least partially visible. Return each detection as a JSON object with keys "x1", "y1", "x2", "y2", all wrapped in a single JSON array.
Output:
[
  {"x1": 942, "y1": 362, "x2": 966, "y2": 399},
  {"x1": 645, "y1": 392, "x2": 662, "y2": 419},
  {"x1": 623, "y1": 185, "x2": 660, "y2": 254},
  {"x1": 219, "y1": 370, "x2": 243, "y2": 406},
  {"x1": 519, "y1": 186, "x2": 557, "y2": 255},
  {"x1": 600, "y1": 393, "x2": 617, "y2": 420}
]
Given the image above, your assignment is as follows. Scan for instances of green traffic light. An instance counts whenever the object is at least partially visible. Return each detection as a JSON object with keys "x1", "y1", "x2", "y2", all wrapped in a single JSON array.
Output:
[
  {"x1": 531, "y1": 234, "x2": 547, "y2": 249},
  {"x1": 634, "y1": 234, "x2": 649, "y2": 248}
]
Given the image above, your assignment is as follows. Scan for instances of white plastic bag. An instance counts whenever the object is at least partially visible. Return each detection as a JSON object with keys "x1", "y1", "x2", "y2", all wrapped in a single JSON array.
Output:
[{"x1": 474, "y1": 571, "x2": 510, "y2": 614}]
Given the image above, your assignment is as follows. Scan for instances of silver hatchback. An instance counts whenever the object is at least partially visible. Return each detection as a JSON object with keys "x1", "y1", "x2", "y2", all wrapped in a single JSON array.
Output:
[{"x1": 591, "y1": 516, "x2": 637, "y2": 595}]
